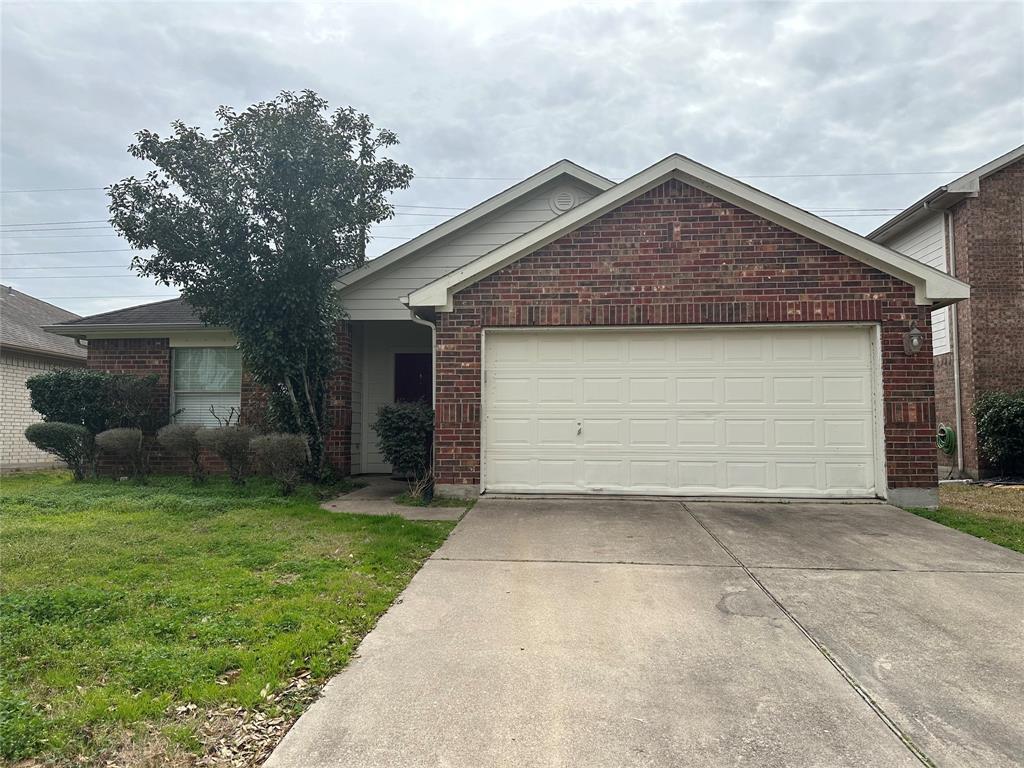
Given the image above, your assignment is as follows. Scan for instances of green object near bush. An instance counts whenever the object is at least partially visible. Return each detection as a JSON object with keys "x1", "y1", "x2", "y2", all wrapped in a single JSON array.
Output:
[
  {"x1": 95, "y1": 428, "x2": 147, "y2": 481},
  {"x1": 973, "y1": 389, "x2": 1024, "y2": 475},
  {"x1": 251, "y1": 433, "x2": 308, "y2": 495},
  {"x1": 23, "y1": 423, "x2": 91, "y2": 480},
  {"x1": 197, "y1": 426, "x2": 255, "y2": 485},
  {"x1": 371, "y1": 401, "x2": 434, "y2": 479}
]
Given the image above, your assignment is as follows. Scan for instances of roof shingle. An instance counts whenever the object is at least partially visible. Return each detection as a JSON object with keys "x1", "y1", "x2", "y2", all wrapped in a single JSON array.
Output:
[
  {"x1": 1, "y1": 285, "x2": 87, "y2": 360},
  {"x1": 53, "y1": 296, "x2": 203, "y2": 328}
]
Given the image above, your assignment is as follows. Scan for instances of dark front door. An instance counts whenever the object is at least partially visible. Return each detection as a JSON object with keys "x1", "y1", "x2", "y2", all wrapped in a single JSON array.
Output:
[{"x1": 394, "y1": 353, "x2": 432, "y2": 403}]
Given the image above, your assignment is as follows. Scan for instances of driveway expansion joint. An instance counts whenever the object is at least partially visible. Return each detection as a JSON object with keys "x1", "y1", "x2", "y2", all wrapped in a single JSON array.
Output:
[
  {"x1": 679, "y1": 502, "x2": 939, "y2": 768},
  {"x1": 432, "y1": 555, "x2": 742, "y2": 568}
]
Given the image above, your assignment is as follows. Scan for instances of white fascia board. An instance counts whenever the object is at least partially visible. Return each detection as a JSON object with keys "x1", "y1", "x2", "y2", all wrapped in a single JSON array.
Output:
[
  {"x1": 409, "y1": 154, "x2": 970, "y2": 311},
  {"x1": 334, "y1": 160, "x2": 613, "y2": 293},
  {"x1": 43, "y1": 323, "x2": 219, "y2": 338}
]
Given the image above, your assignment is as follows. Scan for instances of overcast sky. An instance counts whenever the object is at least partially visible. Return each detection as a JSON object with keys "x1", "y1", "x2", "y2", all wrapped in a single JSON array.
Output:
[{"x1": 2, "y1": 0, "x2": 1022, "y2": 317}]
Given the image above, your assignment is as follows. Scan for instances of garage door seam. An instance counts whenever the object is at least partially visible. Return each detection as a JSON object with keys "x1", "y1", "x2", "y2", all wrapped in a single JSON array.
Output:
[{"x1": 679, "y1": 502, "x2": 938, "y2": 768}]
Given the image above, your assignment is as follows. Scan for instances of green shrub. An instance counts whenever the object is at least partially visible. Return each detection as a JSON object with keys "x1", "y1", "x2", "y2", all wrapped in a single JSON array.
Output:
[
  {"x1": 974, "y1": 390, "x2": 1024, "y2": 475},
  {"x1": 104, "y1": 373, "x2": 164, "y2": 432},
  {"x1": 95, "y1": 428, "x2": 147, "y2": 481},
  {"x1": 251, "y1": 433, "x2": 308, "y2": 495},
  {"x1": 23, "y1": 423, "x2": 91, "y2": 480},
  {"x1": 371, "y1": 401, "x2": 433, "y2": 490},
  {"x1": 26, "y1": 369, "x2": 165, "y2": 434},
  {"x1": 157, "y1": 424, "x2": 206, "y2": 483},
  {"x1": 197, "y1": 426, "x2": 254, "y2": 485}
]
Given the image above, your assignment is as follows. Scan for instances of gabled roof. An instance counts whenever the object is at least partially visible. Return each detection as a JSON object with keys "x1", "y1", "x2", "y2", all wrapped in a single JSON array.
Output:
[
  {"x1": 336, "y1": 159, "x2": 613, "y2": 291},
  {"x1": 45, "y1": 296, "x2": 204, "y2": 336},
  {"x1": 1, "y1": 285, "x2": 87, "y2": 360},
  {"x1": 869, "y1": 143, "x2": 1024, "y2": 242},
  {"x1": 407, "y1": 153, "x2": 971, "y2": 312}
]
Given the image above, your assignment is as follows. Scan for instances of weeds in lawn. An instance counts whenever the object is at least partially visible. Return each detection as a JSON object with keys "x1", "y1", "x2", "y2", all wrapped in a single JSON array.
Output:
[{"x1": 0, "y1": 472, "x2": 453, "y2": 765}]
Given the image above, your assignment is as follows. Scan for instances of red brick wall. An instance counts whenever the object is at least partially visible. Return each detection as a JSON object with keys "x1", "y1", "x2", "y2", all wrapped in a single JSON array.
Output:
[
  {"x1": 948, "y1": 158, "x2": 1024, "y2": 477},
  {"x1": 434, "y1": 178, "x2": 936, "y2": 493},
  {"x1": 324, "y1": 323, "x2": 353, "y2": 476},
  {"x1": 86, "y1": 336, "x2": 353, "y2": 476}
]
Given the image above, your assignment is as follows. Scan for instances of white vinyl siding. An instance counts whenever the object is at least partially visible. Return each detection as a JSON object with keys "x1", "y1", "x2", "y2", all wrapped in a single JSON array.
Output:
[
  {"x1": 172, "y1": 347, "x2": 242, "y2": 426},
  {"x1": 341, "y1": 182, "x2": 595, "y2": 320},
  {"x1": 884, "y1": 214, "x2": 950, "y2": 355},
  {"x1": 483, "y1": 327, "x2": 881, "y2": 498}
]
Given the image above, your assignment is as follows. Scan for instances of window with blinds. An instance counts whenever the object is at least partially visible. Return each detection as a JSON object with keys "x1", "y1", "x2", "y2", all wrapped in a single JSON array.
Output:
[{"x1": 172, "y1": 347, "x2": 242, "y2": 426}]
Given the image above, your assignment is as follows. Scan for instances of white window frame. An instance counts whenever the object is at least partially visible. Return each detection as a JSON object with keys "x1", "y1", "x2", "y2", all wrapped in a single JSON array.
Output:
[{"x1": 170, "y1": 346, "x2": 243, "y2": 426}]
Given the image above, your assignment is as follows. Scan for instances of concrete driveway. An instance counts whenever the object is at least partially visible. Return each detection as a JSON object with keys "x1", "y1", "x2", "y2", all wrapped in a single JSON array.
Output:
[{"x1": 266, "y1": 498, "x2": 1024, "y2": 768}]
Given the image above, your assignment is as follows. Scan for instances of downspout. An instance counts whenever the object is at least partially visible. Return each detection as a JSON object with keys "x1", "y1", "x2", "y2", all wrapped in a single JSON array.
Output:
[
  {"x1": 945, "y1": 210, "x2": 965, "y2": 476},
  {"x1": 403, "y1": 300, "x2": 437, "y2": 409}
]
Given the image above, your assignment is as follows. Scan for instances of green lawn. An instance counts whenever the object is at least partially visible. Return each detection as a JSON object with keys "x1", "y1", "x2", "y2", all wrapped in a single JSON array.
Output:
[
  {"x1": 910, "y1": 483, "x2": 1024, "y2": 554},
  {"x1": 0, "y1": 472, "x2": 454, "y2": 765}
]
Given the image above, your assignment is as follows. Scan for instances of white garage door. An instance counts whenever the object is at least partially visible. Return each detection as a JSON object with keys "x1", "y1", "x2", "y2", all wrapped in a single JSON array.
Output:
[{"x1": 483, "y1": 326, "x2": 881, "y2": 498}]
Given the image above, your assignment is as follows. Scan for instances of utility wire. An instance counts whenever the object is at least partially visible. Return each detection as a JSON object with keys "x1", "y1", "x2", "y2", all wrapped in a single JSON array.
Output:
[{"x1": 0, "y1": 169, "x2": 968, "y2": 194}]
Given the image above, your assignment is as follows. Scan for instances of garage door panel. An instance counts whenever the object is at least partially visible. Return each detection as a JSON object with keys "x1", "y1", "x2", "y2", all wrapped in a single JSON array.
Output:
[
  {"x1": 724, "y1": 377, "x2": 767, "y2": 404},
  {"x1": 536, "y1": 377, "x2": 576, "y2": 404},
  {"x1": 774, "y1": 377, "x2": 816, "y2": 405},
  {"x1": 582, "y1": 377, "x2": 623, "y2": 404},
  {"x1": 484, "y1": 327, "x2": 880, "y2": 498},
  {"x1": 628, "y1": 378, "x2": 670, "y2": 404},
  {"x1": 823, "y1": 376, "x2": 868, "y2": 404},
  {"x1": 490, "y1": 418, "x2": 533, "y2": 447},
  {"x1": 677, "y1": 377, "x2": 717, "y2": 404}
]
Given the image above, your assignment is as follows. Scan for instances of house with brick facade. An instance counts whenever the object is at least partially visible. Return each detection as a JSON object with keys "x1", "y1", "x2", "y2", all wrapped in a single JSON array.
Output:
[
  {"x1": 869, "y1": 144, "x2": 1023, "y2": 479},
  {"x1": 1, "y1": 285, "x2": 87, "y2": 469},
  {"x1": 46, "y1": 155, "x2": 969, "y2": 507}
]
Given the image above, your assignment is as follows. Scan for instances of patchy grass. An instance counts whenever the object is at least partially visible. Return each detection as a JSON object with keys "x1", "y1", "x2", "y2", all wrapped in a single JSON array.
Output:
[
  {"x1": 393, "y1": 491, "x2": 475, "y2": 510},
  {"x1": 0, "y1": 472, "x2": 454, "y2": 765},
  {"x1": 938, "y1": 482, "x2": 1024, "y2": 522},
  {"x1": 910, "y1": 483, "x2": 1024, "y2": 554}
]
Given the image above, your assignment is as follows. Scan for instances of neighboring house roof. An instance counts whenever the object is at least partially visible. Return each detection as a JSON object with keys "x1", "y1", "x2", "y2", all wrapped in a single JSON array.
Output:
[
  {"x1": 869, "y1": 144, "x2": 1024, "y2": 243},
  {"x1": 1, "y1": 285, "x2": 87, "y2": 360},
  {"x1": 336, "y1": 159, "x2": 613, "y2": 291},
  {"x1": 407, "y1": 153, "x2": 971, "y2": 312},
  {"x1": 46, "y1": 296, "x2": 204, "y2": 336}
]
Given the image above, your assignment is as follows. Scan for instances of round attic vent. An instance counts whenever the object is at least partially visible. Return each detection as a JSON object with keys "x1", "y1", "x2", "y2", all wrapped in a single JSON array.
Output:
[{"x1": 549, "y1": 189, "x2": 577, "y2": 213}]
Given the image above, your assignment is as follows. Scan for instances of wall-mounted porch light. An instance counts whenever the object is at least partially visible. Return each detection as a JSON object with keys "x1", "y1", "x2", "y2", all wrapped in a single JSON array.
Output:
[{"x1": 904, "y1": 320, "x2": 924, "y2": 355}]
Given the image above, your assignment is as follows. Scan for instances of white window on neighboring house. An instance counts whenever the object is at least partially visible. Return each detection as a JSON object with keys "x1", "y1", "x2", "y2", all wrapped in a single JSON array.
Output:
[
  {"x1": 931, "y1": 307, "x2": 951, "y2": 355},
  {"x1": 172, "y1": 347, "x2": 242, "y2": 426}
]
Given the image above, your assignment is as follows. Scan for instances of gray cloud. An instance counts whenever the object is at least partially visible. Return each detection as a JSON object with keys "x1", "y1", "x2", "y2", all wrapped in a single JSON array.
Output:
[{"x1": 2, "y1": 0, "x2": 1021, "y2": 315}]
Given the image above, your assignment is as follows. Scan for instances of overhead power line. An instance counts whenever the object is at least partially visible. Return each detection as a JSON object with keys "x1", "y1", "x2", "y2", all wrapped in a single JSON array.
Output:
[
  {"x1": 0, "y1": 274, "x2": 140, "y2": 280},
  {"x1": 0, "y1": 169, "x2": 968, "y2": 194},
  {"x1": 1, "y1": 263, "x2": 132, "y2": 270}
]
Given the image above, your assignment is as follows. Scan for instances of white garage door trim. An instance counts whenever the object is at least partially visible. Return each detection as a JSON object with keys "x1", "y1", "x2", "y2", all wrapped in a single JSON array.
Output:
[{"x1": 480, "y1": 324, "x2": 887, "y2": 500}]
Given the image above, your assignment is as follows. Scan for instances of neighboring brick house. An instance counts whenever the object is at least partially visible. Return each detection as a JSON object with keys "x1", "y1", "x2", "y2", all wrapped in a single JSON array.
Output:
[
  {"x1": 1, "y1": 285, "x2": 87, "y2": 469},
  {"x1": 48, "y1": 155, "x2": 969, "y2": 507},
  {"x1": 869, "y1": 145, "x2": 1024, "y2": 479}
]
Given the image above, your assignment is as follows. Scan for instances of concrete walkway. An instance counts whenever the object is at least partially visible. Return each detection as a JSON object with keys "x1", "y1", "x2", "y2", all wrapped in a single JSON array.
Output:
[
  {"x1": 267, "y1": 498, "x2": 1024, "y2": 768},
  {"x1": 320, "y1": 476, "x2": 466, "y2": 521}
]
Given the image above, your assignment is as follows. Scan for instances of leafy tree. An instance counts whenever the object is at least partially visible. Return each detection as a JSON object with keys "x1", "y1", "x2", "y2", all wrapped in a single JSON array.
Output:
[{"x1": 108, "y1": 90, "x2": 413, "y2": 475}]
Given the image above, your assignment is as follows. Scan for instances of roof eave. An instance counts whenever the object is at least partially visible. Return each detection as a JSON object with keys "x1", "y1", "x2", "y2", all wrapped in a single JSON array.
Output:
[
  {"x1": 43, "y1": 322, "x2": 214, "y2": 337},
  {"x1": 0, "y1": 341, "x2": 87, "y2": 362}
]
